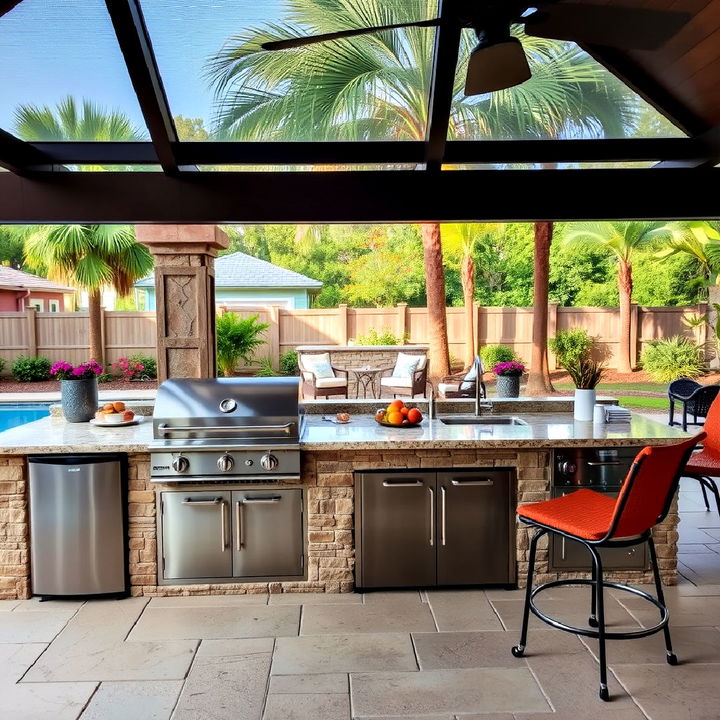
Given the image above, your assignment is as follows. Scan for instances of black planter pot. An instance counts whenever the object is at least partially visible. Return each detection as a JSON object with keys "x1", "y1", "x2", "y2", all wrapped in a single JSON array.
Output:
[
  {"x1": 60, "y1": 378, "x2": 98, "y2": 422},
  {"x1": 496, "y1": 375, "x2": 520, "y2": 398}
]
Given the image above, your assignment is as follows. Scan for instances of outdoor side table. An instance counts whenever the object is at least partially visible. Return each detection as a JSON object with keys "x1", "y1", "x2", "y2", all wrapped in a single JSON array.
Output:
[{"x1": 351, "y1": 367, "x2": 384, "y2": 399}]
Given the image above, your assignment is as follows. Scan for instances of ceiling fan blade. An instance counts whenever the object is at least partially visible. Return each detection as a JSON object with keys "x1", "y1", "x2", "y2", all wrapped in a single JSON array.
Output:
[
  {"x1": 523, "y1": 3, "x2": 691, "y2": 51},
  {"x1": 464, "y1": 38, "x2": 531, "y2": 95},
  {"x1": 261, "y1": 18, "x2": 440, "y2": 51}
]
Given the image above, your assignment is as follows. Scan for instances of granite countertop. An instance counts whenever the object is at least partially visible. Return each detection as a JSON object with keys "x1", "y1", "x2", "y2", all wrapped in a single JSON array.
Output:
[{"x1": 0, "y1": 412, "x2": 691, "y2": 455}]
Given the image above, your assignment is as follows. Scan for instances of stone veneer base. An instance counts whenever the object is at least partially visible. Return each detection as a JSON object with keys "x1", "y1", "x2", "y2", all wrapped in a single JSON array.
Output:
[{"x1": 0, "y1": 450, "x2": 677, "y2": 599}]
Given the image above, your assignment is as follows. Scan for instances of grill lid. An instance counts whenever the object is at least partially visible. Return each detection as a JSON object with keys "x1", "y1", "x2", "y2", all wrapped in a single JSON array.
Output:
[{"x1": 152, "y1": 377, "x2": 302, "y2": 445}]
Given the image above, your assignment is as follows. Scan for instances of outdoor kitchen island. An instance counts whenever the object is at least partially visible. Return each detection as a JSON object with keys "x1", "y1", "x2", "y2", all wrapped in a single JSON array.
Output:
[{"x1": 0, "y1": 411, "x2": 690, "y2": 600}]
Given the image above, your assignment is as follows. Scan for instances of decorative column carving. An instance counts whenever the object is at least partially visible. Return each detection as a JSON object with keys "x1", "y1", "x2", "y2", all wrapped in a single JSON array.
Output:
[{"x1": 136, "y1": 225, "x2": 229, "y2": 381}]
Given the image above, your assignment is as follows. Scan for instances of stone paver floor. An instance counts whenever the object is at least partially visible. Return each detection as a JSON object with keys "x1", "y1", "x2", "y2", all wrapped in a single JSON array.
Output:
[{"x1": 2, "y1": 476, "x2": 720, "y2": 719}]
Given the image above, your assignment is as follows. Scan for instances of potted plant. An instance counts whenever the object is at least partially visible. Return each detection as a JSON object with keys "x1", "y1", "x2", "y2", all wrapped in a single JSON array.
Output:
[
  {"x1": 564, "y1": 356, "x2": 606, "y2": 421},
  {"x1": 492, "y1": 361, "x2": 525, "y2": 398},
  {"x1": 50, "y1": 360, "x2": 103, "y2": 422}
]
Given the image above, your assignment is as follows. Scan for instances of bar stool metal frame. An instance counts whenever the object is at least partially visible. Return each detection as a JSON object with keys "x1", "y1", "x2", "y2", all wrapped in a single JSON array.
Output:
[{"x1": 511, "y1": 433, "x2": 704, "y2": 702}]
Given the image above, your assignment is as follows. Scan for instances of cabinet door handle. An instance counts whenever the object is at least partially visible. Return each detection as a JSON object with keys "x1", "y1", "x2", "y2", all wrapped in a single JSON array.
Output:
[
  {"x1": 451, "y1": 478, "x2": 494, "y2": 486},
  {"x1": 235, "y1": 501, "x2": 244, "y2": 551},
  {"x1": 181, "y1": 497, "x2": 223, "y2": 505},
  {"x1": 242, "y1": 496, "x2": 282, "y2": 503},
  {"x1": 586, "y1": 461, "x2": 621, "y2": 466},
  {"x1": 428, "y1": 487, "x2": 434, "y2": 547},
  {"x1": 382, "y1": 480, "x2": 423, "y2": 487},
  {"x1": 220, "y1": 501, "x2": 228, "y2": 552},
  {"x1": 440, "y1": 486, "x2": 446, "y2": 547}
]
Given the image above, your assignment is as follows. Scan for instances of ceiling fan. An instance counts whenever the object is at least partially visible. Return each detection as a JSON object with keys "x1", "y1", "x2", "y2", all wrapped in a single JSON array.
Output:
[{"x1": 261, "y1": 1, "x2": 690, "y2": 95}]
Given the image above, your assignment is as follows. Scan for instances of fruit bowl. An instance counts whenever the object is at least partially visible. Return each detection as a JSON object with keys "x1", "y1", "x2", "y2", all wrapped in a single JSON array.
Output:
[
  {"x1": 374, "y1": 401, "x2": 424, "y2": 428},
  {"x1": 375, "y1": 418, "x2": 423, "y2": 428}
]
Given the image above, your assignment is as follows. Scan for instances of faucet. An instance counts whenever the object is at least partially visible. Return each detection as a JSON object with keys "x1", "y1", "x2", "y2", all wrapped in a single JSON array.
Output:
[
  {"x1": 427, "y1": 382, "x2": 436, "y2": 419},
  {"x1": 474, "y1": 369, "x2": 493, "y2": 416}
]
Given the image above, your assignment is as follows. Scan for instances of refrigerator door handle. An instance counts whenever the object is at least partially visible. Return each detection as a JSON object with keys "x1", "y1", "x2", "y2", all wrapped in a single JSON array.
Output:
[
  {"x1": 235, "y1": 501, "x2": 244, "y2": 551},
  {"x1": 428, "y1": 487, "x2": 434, "y2": 547},
  {"x1": 440, "y1": 486, "x2": 446, "y2": 547}
]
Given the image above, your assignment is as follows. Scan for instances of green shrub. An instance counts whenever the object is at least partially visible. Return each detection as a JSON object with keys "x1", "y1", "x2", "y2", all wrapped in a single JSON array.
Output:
[
  {"x1": 355, "y1": 328, "x2": 406, "y2": 346},
  {"x1": 254, "y1": 356, "x2": 277, "y2": 377},
  {"x1": 480, "y1": 345, "x2": 515, "y2": 370},
  {"x1": 640, "y1": 336, "x2": 705, "y2": 383},
  {"x1": 549, "y1": 328, "x2": 594, "y2": 368},
  {"x1": 0, "y1": 357, "x2": 5, "y2": 375},
  {"x1": 216, "y1": 312, "x2": 270, "y2": 377},
  {"x1": 129, "y1": 353, "x2": 157, "y2": 380},
  {"x1": 97, "y1": 372, "x2": 116, "y2": 383},
  {"x1": 279, "y1": 350, "x2": 299, "y2": 376},
  {"x1": 11, "y1": 355, "x2": 51, "y2": 382}
]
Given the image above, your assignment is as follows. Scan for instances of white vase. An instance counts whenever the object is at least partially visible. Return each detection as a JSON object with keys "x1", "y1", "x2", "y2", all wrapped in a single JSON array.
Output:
[{"x1": 574, "y1": 388, "x2": 596, "y2": 422}]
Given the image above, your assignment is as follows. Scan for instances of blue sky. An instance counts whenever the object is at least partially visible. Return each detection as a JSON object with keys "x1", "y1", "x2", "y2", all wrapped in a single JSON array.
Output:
[{"x1": 0, "y1": 0, "x2": 281, "y2": 135}]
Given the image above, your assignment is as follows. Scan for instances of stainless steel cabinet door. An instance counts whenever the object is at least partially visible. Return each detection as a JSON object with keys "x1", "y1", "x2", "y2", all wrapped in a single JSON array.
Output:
[
  {"x1": 161, "y1": 491, "x2": 232, "y2": 580},
  {"x1": 358, "y1": 472, "x2": 436, "y2": 588},
  {"x1": 436, "y1": 470, "x2": 513, "y2": 585},
  {"x1": 232, "y1": 489, "x2": 303, "y2": 578}
]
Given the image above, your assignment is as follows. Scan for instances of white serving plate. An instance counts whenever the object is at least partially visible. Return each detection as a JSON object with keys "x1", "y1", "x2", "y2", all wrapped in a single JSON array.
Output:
[{"x1": 90, "y1": 416, "x2": 143, "y2": 428}]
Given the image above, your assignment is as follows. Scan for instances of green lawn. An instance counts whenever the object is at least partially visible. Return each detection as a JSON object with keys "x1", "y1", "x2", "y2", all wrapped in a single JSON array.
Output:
[
  {"x1": 617, "y1": 396, "x2": 669, "y2": 410},
  {"x1": 554, "y1": 382, "x2": 667, "y2": 394}
]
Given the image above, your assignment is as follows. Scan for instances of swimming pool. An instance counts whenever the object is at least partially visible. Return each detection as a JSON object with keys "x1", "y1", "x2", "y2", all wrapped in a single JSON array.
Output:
[{"x1": 0, "y1": 403, "x2": 51, "y2": 432}]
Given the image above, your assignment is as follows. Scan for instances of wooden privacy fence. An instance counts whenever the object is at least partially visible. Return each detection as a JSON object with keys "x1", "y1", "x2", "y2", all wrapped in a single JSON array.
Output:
[{"x1": 0, "y1": 303, "x2": 707, "y2": 373}]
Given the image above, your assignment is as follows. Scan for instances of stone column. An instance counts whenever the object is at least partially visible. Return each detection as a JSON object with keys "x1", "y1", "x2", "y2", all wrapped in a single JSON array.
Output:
[{"x1": 136, "y1": 225, "x2": 229, "y2": 381}]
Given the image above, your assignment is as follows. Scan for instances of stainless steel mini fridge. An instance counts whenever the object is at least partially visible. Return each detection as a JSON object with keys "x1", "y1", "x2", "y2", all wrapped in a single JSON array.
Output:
[{"x1": 29, "y1": 454, "x2": 128, "y2": 598}]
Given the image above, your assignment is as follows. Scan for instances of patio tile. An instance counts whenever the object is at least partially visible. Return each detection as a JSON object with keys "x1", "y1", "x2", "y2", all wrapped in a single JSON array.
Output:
[
  {"x1": 172, "y1": 639, "x2": 272, "y2": 720},
  {"x1": 80, "y1": 680, "x2": 183, "y2": 720},
  {"x1": 424, "y1": 590, "x2": 504, "y2": 631},
  {"x1": 349, "y1": 668, "x2": 549, "y2": 716},
  {"x1": 149, "y1": 594, "x2": 269, "y2": 607},
  {"x1": 263, "y1": 693, "x2": 350, "y2": 720},
  {"x1": 511, "y1": 711, "x2": 646, "y2": 720},
  {"x1": 362, "y1": 591, "x2": 425, "y2": 604},
  {"x1": 268, "y1": 673, "x2": 348, "y2": 694},
  {"x1": 268, "y1": 592, "x2": 362, "y2": 605},
  {"x1": 0, "y1": 600, "x2": 20, "y2": 611},
  {"x1": 127, "y1": 605, "x2": 300, "y2": 641},
  {"x1": 0, "y1": 610, "x2": 73, "y2": 643},
  {"x1": 616, "y1": 593, "x2": 720, "y2": 627},
  {"x1": 675, "y1": 525, "x2": 719, "y2": 544},
  {"x1": 272, "y1": 633, "x2": 417, "y2": 675},
  {"x1": 678, "y1": 544, "x2": 719, "y2": 554},
  {"x1": 611, "y1": 663, "x2": 720, "y2": 720},
  {"x1": 0, "y1": 681, "x2": 97, "y2": 720},
  {"x1": 0, "y1": 643, "x2": 46, "y2": 682},
  {"x1": 11, "y1": 598, "x2": 85, "y2": 613},
  {"x1": 301, "y1": 601, "x2": 435, "y2": 635}
]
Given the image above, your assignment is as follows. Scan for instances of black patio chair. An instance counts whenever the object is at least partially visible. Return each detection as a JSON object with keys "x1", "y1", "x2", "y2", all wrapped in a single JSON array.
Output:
[{"x1": 668, "y1": 379, "x2": 720, "y2": 431}]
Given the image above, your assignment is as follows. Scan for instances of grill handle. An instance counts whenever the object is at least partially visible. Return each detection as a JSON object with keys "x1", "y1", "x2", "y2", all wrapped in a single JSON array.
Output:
[
  {"x1": 586, "y1": 461, "x2": 621, "y2": 466},
  {"x1": 157, "y1": 422, "x2": 294, "y2": 435}
]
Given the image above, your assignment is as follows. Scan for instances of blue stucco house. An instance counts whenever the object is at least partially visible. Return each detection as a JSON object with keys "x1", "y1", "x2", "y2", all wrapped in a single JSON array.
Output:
[{"x1": 136, "y1": 251, "x2": 323, "y2": 310}]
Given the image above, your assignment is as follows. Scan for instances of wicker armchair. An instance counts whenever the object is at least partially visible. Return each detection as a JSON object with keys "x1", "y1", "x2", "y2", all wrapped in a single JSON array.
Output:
[
  {"x1": 668, "y1": 379, "x2": 720, "y2": 431},
  {"x1": 378, "y1": 353, "x2": 428, "y2": 399},
  {"x1": 298, "y1": 352, "x2": 348, "y2": 399},
  {"x1": 437, "y1": 355, "x2": 486, "y2": 399}
]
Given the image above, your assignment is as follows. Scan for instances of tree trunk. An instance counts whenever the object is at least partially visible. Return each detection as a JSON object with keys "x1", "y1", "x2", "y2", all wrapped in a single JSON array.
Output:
[
  {"x1": 420, "y1": 223, "x2": 450, "y2": 377},
  {"x1": 88, "y1": 289, "x2": 103, "y2": 365},
  {"x1": 526, "y1": 221, "x2": 555, "y2": 396},
  {"x1": 461, "y1": 252, "x2": 476, "y2": 368},
  {"x1": 617, "y1": 260, "x2": 633, "y2": 373},
  {"x1": 708, "y1": 285, "x2": 720, "y2": 369}
]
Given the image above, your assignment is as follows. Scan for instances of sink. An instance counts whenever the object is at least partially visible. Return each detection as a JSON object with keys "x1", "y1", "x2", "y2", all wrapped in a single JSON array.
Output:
[{"x1": 439, "y1": 416, "x2": 528, "y2": 426}]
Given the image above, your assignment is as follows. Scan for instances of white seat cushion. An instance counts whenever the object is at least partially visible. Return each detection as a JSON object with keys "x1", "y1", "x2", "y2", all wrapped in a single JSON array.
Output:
[
  {"x1": 300, "y1": 353, "x2": 335, "y2": 379},
  {"x1": 380, "y1": 376, "x2": 413, "y2": 389},
  {"x1": 460, "y1": 364, "x2": 478, "y2": 391},
  {"x1": 438, "y1": 382, "x2": 461, "y2": 395},
  {"x1": 315, "y1": 377, "x2": 347, "y2": 389},
  {"x1": 392, "y1": 353, "x2": 422, "y2": 378}
]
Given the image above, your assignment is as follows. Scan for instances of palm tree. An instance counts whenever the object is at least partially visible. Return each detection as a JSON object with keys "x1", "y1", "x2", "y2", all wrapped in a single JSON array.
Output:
[
  {"x1": 12, "y1": 97, "x2": 152, "y2": 364},
  {"x1": 207, "y1": 0, "x2": 636, "y2": 379},
  {"x1": 22, "y1": 225, "x2": 153, "y2": 364},
  {"x1": 565, "y1": 222, "x2": 668, "y2": 373},
  {"x1": 442, "y1": 223, "x2": 504, "y2": 367}
]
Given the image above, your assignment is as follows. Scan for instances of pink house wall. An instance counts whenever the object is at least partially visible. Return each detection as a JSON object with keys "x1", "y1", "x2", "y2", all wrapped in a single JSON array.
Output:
[{"x1": 0, "y1": 290, "x2": 66, "y2": 312}]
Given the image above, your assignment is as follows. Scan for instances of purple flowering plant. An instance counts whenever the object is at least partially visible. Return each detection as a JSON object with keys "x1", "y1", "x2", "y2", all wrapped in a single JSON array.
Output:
[
  {"x1": 50, "y1": 360, "x2": 103, "y2": 381},
  {"x1": 492, "y1": 361, "x2": 525, "y2": 377}
]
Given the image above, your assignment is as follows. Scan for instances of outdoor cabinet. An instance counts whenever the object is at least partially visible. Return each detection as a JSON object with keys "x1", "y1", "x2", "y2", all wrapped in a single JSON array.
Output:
[
  {"x1": 159, "y1": 488, "x2": 304, "y2": 584},
  {"x1": 355, "y1": 468, "x2": 516, "y2": 589}
]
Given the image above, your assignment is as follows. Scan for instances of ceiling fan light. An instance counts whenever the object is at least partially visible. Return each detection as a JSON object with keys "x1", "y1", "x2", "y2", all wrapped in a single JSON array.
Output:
[{"x1": 464, "y1": 37, "x2": 531, "y2": 95}]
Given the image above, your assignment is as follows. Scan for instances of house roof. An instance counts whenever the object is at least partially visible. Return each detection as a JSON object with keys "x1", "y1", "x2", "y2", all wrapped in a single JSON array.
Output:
[
  {"x1": 136, "y1": 251, "x2": 322, "y2": 290},
  {"x1": 0, "y1": 266, "x2": 74, "y2": 294}
]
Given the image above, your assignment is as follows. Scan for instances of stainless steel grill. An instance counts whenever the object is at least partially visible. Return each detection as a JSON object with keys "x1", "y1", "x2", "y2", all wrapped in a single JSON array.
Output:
[{"x1": 150, "y1": 377, "x2": 303, "y2": 483}]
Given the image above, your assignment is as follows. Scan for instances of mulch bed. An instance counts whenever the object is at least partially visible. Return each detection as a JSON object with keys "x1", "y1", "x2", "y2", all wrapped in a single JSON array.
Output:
[{"x1": 0, "y1": 379, "x2": 158, "y2": 394}]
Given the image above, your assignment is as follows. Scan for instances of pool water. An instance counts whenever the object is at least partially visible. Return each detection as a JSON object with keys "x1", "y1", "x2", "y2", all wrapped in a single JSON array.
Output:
[{"x1": 0, "y1": 403, "x2": 51, "y2": 432}]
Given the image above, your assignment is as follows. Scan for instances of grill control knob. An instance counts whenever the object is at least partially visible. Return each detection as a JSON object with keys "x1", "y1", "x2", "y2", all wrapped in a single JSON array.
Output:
[
  {"x1": 217, "y1": 454, "x2": 235, "y2": 472},
  {"x1": 172, "y1": 456, "x2": 189, "y2": 473},
  {"x1": 559, "y1": 461, "x2": 577, "y2": 475},
  {"x1": 260, "y1": 453, "x2": 279, "y2": 471}
]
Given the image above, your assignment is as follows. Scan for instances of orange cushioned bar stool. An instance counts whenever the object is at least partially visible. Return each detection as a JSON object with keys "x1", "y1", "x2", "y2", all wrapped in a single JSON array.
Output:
[
  {"x1": 683, "y1": 393, "x2": 720, "y2": 515},
  {"x1": 512, "y1": 433, "x2": 705, "y2": 702}
]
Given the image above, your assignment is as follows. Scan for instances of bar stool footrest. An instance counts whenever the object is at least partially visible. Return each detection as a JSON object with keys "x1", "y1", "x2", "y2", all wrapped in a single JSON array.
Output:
[{"x1": 529, "y1": 578, "x2": 669, "y2": 641}]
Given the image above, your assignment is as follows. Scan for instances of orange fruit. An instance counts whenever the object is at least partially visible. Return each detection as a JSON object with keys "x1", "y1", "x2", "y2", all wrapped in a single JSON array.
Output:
[
  {"x1": 407, "y1": 408, "x2": 422, "y2": 424},
  {"x1": 375, "y1": 409, "x2": 386, "y2": 422},
  {"x1": 387, "y1": 411, "x2": 404, "y2": 425},
  {"x1": 400, "y1": 407, "x2": 409, "y2": 417},
  {"x1": 389, "y1": 399, "x2": 405, "y2": 411}
]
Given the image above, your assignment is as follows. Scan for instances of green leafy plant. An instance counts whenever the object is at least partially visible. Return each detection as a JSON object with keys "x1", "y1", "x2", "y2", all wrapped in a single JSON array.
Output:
[
  {"x1": 564, "y1": 356, "x2": 606, "y2": 389},
  {"x1": 480, "y1": 345, "x2": 515, "y2": 370},
  {"x1": 354, "y1": 328, "x2": 407, "y2": 346},
  {"x1": 216, "y1": 312, "x2": 270, "y2": 377},
  {"x1": 11, "y1": 355, "x2": 51, "y2": 382},
  {"x1": 254, "y1": 356, "x2": 277, "y2": 377},
  {"x1": 0, "y1": 357, "x2": 6, "y2": 375},
  {"x1": 129, "y1": 353, "x2": 157, "y2": 380},
  {"x1": 279, "y1": 350, "x2": 299, "y2": 376},
  {"x1": 640, "y1": 336, "x2": 705, "y2": 383},
  {"x1": 549, "y1": 329, "x2": 594, "y2": 368}
]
